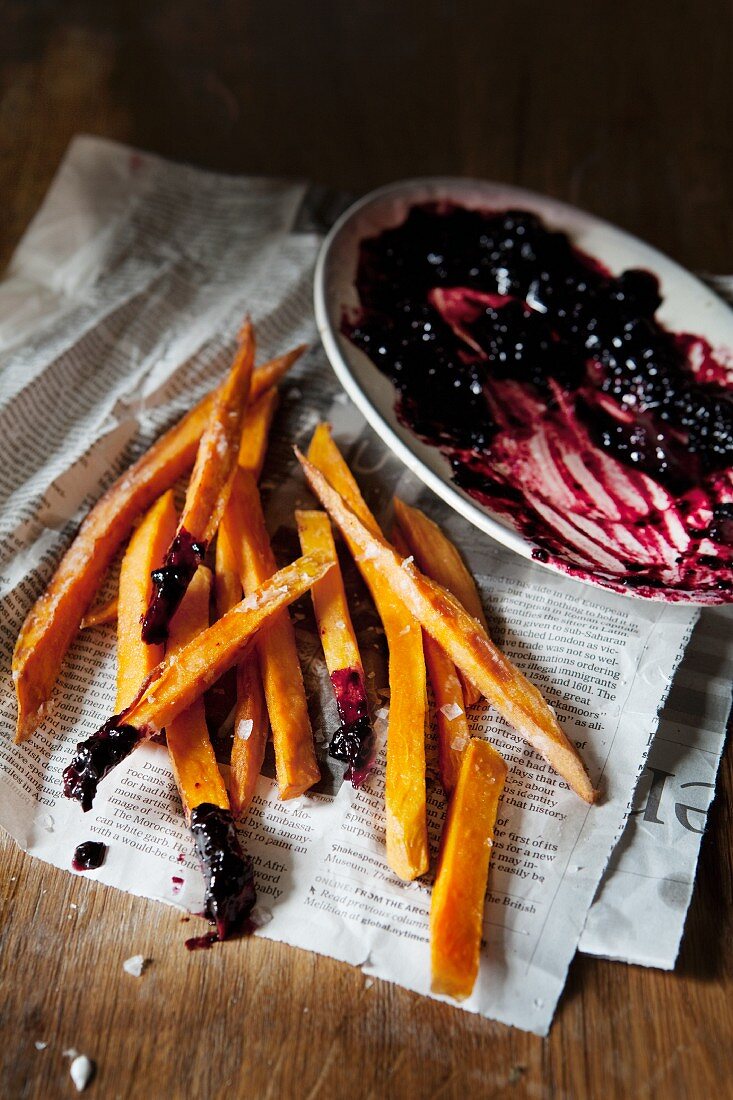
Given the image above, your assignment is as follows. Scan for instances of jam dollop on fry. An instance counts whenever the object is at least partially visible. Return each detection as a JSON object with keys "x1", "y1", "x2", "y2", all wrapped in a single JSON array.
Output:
[
  {"x1": 141, "y1": 529, "x2": 207, "y2": 645},
  {"x1": 189, "y1": 802, "x2": 256, "y2": 940},
  {"x1": 63, "y1": 718, "x2": 143, "y2": 812}
]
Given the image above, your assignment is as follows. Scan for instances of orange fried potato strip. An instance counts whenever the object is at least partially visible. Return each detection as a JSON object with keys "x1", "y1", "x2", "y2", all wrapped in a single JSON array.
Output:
[
  {"x1": 422, "y1": 633, "x2": 470, "y2": 796},
  {"x1": 13, "y1": 342, "x2": 305, "y2": 741},
  {"x1": 295, "y1": 509, "x2": 363, "y2": 670},
  {"x1": 430, "y1": 738, "x2": 507, "y2": 1000},
  {"x1": 394, "y1": 498, "x2": 487, "y2": 706},
  {"x1": 306, "y1": 425, "x2": 428, "y2": 880},
  {"x1": 238, "y1": 386, "x2": 279, "y2": 476},
  {"x1": 296, "y1": 509, "x2": 375, "y2": 784},
  {"x1": 296, "y1": 448, "x2": 597, "y2": 804},
  {"x1": 116, "y1": 490, "x2": 178, "y2": 712},
  {"x1": 219, "y1": 469, "x2": 320, "y2": 800},
  {"x1": 141, "y1": 323, "x2": 255, "y2": 643},
  {"x1": 215, "y1": 514, "x2": 269, "y2": 818},
  {"x1": 393, "y1": 522, "x2": 470, "y2": 797},
  {"x1": 80, "y1": 597, "x2": 118, "y2": 631},
  {"x1": 166, "y1": 566, "x2": 229, "y2": 819},
  {"x1": 231, "y1": 655, "x2": 269, "y2": 817},
  {"x1": 393, "y1": 509, "x2": 472, "y2": 793},
  {"x1": 119, "y1": 554, "x2": 329, "y2": 738},
  {"x1": 64, "y1": 553, "x2": 332, "y2": 810},
  {"x1": 178, "y1": 323, "x2": 255, "y2": 546}
]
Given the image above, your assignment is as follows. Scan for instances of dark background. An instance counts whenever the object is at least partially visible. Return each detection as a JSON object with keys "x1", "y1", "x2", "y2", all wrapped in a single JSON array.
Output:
[
  {"x1": 2, "y1": 1, "x2": 732, "y2": 272},
  {"x1": 1, "y1": 4, "x2": 732, "y2": 1098}
]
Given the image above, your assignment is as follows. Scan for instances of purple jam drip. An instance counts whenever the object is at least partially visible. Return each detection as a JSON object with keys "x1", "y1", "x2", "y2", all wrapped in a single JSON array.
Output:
[
  {"x1": 184, "y1": 931, "x2": 219, "y2": 952},
  {"x1": 328, "y1": 667, "x2": 375, "y2": 785},
  {"x1": 141, "y1": 528, "x2": 206, "y2": 645},
  {"x1": 189, "y1": 803, "x2": 256, "y2": 940},
  {"x1": 330, "y1": 667, "x2": 368, "y2": 726},
  {"x1": 346, "y1": 203, "x2": 733, "y2": 600},
  {"x1": 63, "y1": 718, "x2": 142, "y2": 811},
  {"x1": 72, "y1": 840, "x2": 107, "y2": 871}
]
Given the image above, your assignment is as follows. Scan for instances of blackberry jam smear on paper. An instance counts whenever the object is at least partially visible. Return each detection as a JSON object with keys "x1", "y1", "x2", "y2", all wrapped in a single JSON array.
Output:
[{"x1": 345, "y1": 203, "x2": 733, "y2": 601}]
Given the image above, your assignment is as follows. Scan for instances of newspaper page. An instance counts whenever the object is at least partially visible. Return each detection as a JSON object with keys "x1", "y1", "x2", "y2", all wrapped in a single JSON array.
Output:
[
  {"x1": 580, "y1": 603, "x2": 732, "y2": 966},
  {"x1": 0, "y1": 135, "x2": 727, "y2": 1034}
]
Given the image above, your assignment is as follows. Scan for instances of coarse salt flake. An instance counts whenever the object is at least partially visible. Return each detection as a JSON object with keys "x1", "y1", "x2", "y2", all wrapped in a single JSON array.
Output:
[
  {"x1": 237, "y1": 718, "x2": 254, "y2": 741},
  {"x1": 440, "y1": 702, "x2": 464, "y2": 721},
  {"x1": 34, "y1": 1041, "x2": 47, "y2": 1051},
  {"x1": 401, "y1": 556, "x2": 414, "y2": 569},
  {"x1": 70, "y1": 1054, "x2": 95, "y2": 1092},
  {"x1": 122, "y1": 955, "x2": 147, "y2": 977}
]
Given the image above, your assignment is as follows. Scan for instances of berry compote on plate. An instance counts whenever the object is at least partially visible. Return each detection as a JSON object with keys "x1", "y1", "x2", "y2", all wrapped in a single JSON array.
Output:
[{"x1": 345, "y1": 203, "x2": 733, "y2": 602}]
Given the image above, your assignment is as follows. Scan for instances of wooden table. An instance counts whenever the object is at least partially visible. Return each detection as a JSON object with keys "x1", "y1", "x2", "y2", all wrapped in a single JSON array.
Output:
[{"x1": 1, "y1": 3, "x2": 731, "y2": 1097}]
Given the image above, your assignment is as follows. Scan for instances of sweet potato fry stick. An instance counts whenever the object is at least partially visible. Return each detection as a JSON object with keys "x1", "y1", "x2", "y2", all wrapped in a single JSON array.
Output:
[
  {"x1": 141, "y1": 323, "x2": 255, "y2": 644},
  {"x1": 394, "y1": 498, "x2": 487, "y2": 706},
  {"x1": 392, "y1": 522, "x2": 469, "y2": 796},
  {"x1": 215, "y1": 512, "x2": 269, "y2": 818},
  {"x1": 219, "y1": 470, "x2": 320, "y2": 800},
  {"x1": 230, "y1": 655, "x2": 269, "y2": 816},
  {"x1": 250, "y1": 343, "x2": 306, "y2": 400},
  {"x1": 131, "y1": 555, "x2": 330, "y2": 733},
  {"x1": 180, "y1": 322, "x2": 255, "y2": 545},
  {"x1": 423, "y1": 634, "x2": 470, "y2": 796},
  {"x1": 306, "y1": 423, "x2": 380, "y2": 534},
  {"x1": 218, "y1": 385, "x2": 278, "y2": 815},
  {"x1": 238, "y1": 386, "x2": 279, "y2": 476},
  {"x1": 63, "y1": 551, "x2": 332, "y2": 810},
  {"x1": 13, "y1": 342, "x2": 305, "y2": 741},
  {"x1": 80, "y1": 598, "x2": 118, "y2": 630},
  {"x1": 116, "y1": 490, "x2": 178, "y2": 712},
  {"x1": 305, "y1": 425, "x2": 428, "y2": 880},
  {"x1": 83, "y1": 387, "x2": 283, "y2": 638},
  {"x1": 296, "y1": 509, "x2": 375, "y2": 785},
  {"x1": 430, "y1": 739, "x2": 507, "y2": 1000},
  {"x1": 295, "y1": 448, "x2": 597, "y2": 804},
  {"x1": 166, "y1": 566, "x2": 229, "y2": 819}
]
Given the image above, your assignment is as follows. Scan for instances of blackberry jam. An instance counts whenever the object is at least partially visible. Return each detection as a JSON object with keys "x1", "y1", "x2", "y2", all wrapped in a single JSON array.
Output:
[
  {"x1": 141, "y1": 528, "x2": 206, "y2": 645},
  {"x1": 189, "y1": 803, "x2": 256, "y2": 940},
  {"x1": 72, "y1": 840, "x2": 107, "y2": 871},
  {"x1": 328, "y1": 667, "x2": 375, "y2": 786},
  {"x1": 347, "y1": 203, "x2": 733, "y2": 600},
  {"x1": 63, "y1": 718, "x2": 142, "y2": 811}
]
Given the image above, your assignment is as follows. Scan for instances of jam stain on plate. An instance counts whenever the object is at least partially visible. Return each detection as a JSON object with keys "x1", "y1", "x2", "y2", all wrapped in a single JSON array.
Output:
[{"x1": 346, "y1": 203, "x2": 733, "y2": 601}]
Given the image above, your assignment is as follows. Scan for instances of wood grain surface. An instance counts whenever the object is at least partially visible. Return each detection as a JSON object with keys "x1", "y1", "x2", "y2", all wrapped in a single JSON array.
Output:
[{"x1": 1, "y1": 3, "x2": 732, "y2": 1097}]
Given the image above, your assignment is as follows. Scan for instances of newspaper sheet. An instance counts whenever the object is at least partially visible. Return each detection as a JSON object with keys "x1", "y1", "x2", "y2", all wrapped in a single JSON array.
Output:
[{"x1": 0, "y1": 136, "x2": 729, "y2": 1034}]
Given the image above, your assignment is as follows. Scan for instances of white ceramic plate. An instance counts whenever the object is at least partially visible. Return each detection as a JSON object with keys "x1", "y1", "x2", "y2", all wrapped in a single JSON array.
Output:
[{"x1": 313, "y1": 177, "x2": 733, "y2": 602}]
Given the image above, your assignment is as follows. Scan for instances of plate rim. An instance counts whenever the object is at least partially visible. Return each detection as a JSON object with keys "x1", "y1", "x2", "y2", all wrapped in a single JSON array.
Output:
[{"x1": 313, "y1": 175, "x2": 733, "y2": 606}]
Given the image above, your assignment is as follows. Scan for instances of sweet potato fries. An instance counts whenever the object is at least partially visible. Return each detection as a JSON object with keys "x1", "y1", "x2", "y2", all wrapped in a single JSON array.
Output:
[
  {"x1": 12, "y1": 312, "x2": 598, "y2": 996},
  {"x1": 12, "y1": 340, "x2": 304, "y2": 741}
]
